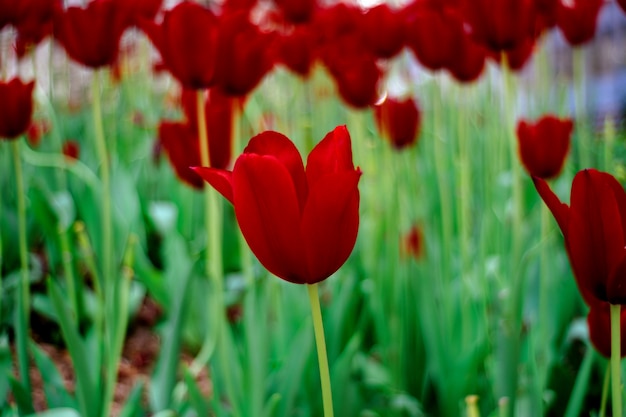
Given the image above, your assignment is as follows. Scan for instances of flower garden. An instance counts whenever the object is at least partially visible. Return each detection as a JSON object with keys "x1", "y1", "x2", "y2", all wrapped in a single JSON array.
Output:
[{"x1": 1, "y1": 0, "x2": 626, "y2": 416}]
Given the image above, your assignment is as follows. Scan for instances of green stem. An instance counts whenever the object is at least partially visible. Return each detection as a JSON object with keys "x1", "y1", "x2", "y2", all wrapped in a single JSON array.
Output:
[
  {"x1": 307, "y1": 283, "x2": 334, "y2": 417},
  {"x1": 573, "y1": 47, "x2": 589, "y2": 169},
  {"x1": 59, "y1": 225, "x2": 79, "y2": 321},
  {"x1": 92, "y1": 70, "x2": 112, "y2": 287},
  {"x1": 12, "y1": 139, "x2": 33, "y2": 403},
  {"x1": 611, "y1": 304, "x2": 623, "y2": 417},
  {"x1": 604, "y1": 117, "x2": 615, "y2": 173}
]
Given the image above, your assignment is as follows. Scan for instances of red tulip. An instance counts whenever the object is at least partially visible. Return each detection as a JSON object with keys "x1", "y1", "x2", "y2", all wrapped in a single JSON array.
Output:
[
  {"x1": 158, "y1": 88, "x2": 234, "y2": 188},
  {"x1": 213, "y1": 11, "x2": 276, "y2": 97},
  {"x1": 446, "y1": 30, "x2": 486, "y2": 83},
  {"x1": 119, "y1": 0, "x2": 162, "y2": 27},
  {"x1": 556, "y1": 0, "x2": 603, "y2": 46},
  {"x1": 0, "y1": 78, "x2": 35, "y2": 140},
  {"x1": 360, "y1": 4, "x2": 405, "y2": 59},
  {"x1": 373, "y1": 96, "x2": 421, "y2": 150},
  {"x1": 400, "y1": 225, "x2": 425, "y2": 260},
  {"x1": 587, "y1": 303, "x2": 626, "y2": 358},
  {"x1": 273, "y1": 0, "x2": 316, "y2": 23},
  {"x1": 62, "y1": 140, "x2": 80, "y2": 161},
  {"x1": 26, "y1": 119, "x2": 50, "y2": 147},
  {"x1": 275, "y1": 25, "x2": 316, "y2": 78},
  {"x1": 461, "y1": 0, "x2": 535, "y2": 52},
  {"x1": 13, "y1": 0, "x2": 59, "y2": 57},
  {"x1": 0, "y1": 0, "x2": 20, "y2": 29},
  {"x1": 141, "y1": 1, "x2": 218, "y2": 89},
  {"x1": 517, "y1": 115, "x2": 573, "y2": 179},
  {"x1": 192, "y1": 125, "x2": 361, "y2": 284},
  {"x1": 618, "y1": 0, "x2": 626, "y2": 15},
  {"x1": 53, "y1": 0, "x2": 129, "y2": 68},
  {"x1": 533, "y1": 169, "x2": 626, "y2": 307}
]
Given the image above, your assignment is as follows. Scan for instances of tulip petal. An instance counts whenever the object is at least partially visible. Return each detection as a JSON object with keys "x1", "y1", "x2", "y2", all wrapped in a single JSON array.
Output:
[
  {"x1": 569, "y1": 169, "x2": 625, "y2": 302},
  {"x1": 532, "y1": 176, "x2": 569, "y2": 233},
  {"x1": 244, "y1": 131, "x2": 308, "y2": 211},
  {"x1": 587, "y1": 303, "x2": 626, "y2": 358},
  {"x1": 301, "y1": 170, "x2": 361, "y2": 283},
  {"x1": 604, "y1": 171, "x2": 626, "y2": 241},
  {"x1": 609, "y1": 252, "x2": 626, "y2": 305},
  {"x1": 306, "y1": 125, "x2": 355, "y2": 187},
  {"x1": 233, "y1": 154, "x2": 306, "y2": 283},
  {"x1": 191, "y1": 167, "x2": 234, "y2": 204}
]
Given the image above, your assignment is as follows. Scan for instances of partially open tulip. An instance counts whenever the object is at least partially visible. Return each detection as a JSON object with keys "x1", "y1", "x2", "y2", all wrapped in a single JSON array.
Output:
[
  {"x1": 193, "y1": 125, "x2": 361, "y2": 284},
  {"x1": 53, "y1": 0, "x2": 129, "y2": 68},
  {"x1": 374, "y1": 96, "x2": 421, "y2": 150},
  {"x1": 275, "y1": 25, "x2": 316, "y2": 78},
  {"x1": 0, "y1": 78, "x2": 35, "y2": 140},
  {"x1": 141, "y1": 1, "x2": 219, "y2": 89},
  {"x1": 556, "y1": 0, "x2": 603, "y2": 46},
  {"x1": 533, "y1": 169, "x2": 626, "y2": 307},
  {"x1": 517, "y1": 115, "x2": 573, "y2": 179},
  {"x1": 360, "y1": 4, "x2": 405, "y2": 59}
]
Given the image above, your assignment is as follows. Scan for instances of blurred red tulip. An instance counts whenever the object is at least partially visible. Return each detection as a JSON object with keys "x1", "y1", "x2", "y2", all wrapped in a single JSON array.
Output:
[
  {"x1": 13, "y1": 0, "x2": 59, "y2": 57},
  {"x1": 141, "y1": 1, "x2": 218, "y2": 89},
  {"x1": 360, "y1": 4, "x2": 405, "y2": 59},
  {"x1": 533, "y1": 169, "x2": 626, "y2": 307},
  {"x1": 447, "y1": 30, "x2": 487, "y2": 83},
  {"x1": 587, "y1": 303, "x2": 626, "y2": 358},
  {"x1": 53, "y1": 0, "x2": 129, "y2": 68},
  {"x1": 192, "y1": 125, "x2": 361, "y2": 284},
  {"x1": 618, "y1": 0, "x2": 626, "y2": 15},
  {"x1": 26, "y1": 120, "x2": 50, "y2": 147},
  {"x1": 62, "y1": 140, "x2": 80, "y2": 161},
  {"x1": 273, "y1": 0, "x2": 316, "y2": 23},
  {"x1": 556, "y1": 0, "x2": 603, "y2": 46},
  {"x1": 517, "y1": 115, "x2": 572, "y2": 179},
  {"x1": 461, "y1": 0, "x2": 535, "y2": 52},
  {"x1": 0, "y1": 0, "x2": 19, "y2": 29},
  {"x1": 213, "y1": 11, "x2": 276, "y2": 97},
  {"x1": 400, "y1": 225, "x2": 425, "y2": 260},
  {"x1": 275, "y1": 25, "x2": 316, "y2": 77},
  {"x1": 158, "y1": 88, "x2": 234, "y2": 188},
  {"x1": 119, "y1": 0, "x2": 162, "y2": 27},
  {"x1": 374, "y1": 96, "x2": 421, "y2": 150},
  {"x1": 0, "y1": 78, "x2": 35, "y2": 140}
]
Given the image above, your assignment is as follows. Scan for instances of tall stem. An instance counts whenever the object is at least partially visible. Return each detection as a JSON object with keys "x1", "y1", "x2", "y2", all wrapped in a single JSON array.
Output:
[
  {"x1": 12, "y1": 139, "x2": 33, "y2": 403},
  {"x1": 573, "y1": 48, "x2": 589, "y2": 168},
  {"x1": 92, "y1": 70, "x2": 112, "y2": 288},
  {"x1": 307, "y1": 283, "x2": 334, "y2": 417},
  {"x1": 611, "y1": 304, "x2": 622, "y2": 417}
]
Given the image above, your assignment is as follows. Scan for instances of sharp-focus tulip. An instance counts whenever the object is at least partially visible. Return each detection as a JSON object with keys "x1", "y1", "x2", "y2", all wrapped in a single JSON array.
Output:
[
  {"x1": 517, "y1": 115, "x2": 573, "y2": 179},
  {"x1": 587, "y1": 303, "x2": 626, "y2": 358},
  {"x1": 533, "y1": 169, "x2": 626, "y2": 307},
  {"x1": 193, "y1": 125, "x2": 361, "y2": 284},
  {"x1": 53, "y1": 0, "x2": 129, "y2": 68},
  {"x1": 0, "y1": 78, "x2": 35, "y2": 140},
  {"x1": 556, "y1": 0, "x2": 603, "y2": 46},
  {"x1": 141, "y1": 1, "x2": 218, "y2": 89},
  {"x1": 374, "y1": 96, "x2": 421, "y2": 150}
]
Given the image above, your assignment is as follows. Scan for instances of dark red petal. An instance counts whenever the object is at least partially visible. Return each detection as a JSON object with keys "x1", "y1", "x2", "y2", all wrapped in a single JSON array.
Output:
[
  {"x1": 158, "y1": 121, "x2": 203, "y2": 189},
  {"x1": 244, "y1": 131, "x2": 308, "y2": 211},
  {"x1": 608, "y1": 253, "x2": 626, "y2": 305},
  {"x1": 306, "y1": 125, "x2": 354, "y2": 187},
  {"x1": 569, "y1": 169, "x2": 625, "y2": 302},
  {"x1": 587, "y1": 303, "x2": 626, "y2": 358},
  {"x1": 301, "y1": 170, "x2": 361, "y2": 283},
  {"x1": 233, "y1": 154, "x2": 307, "y2": 284},
  {"x1": 191, "y1": 167, "x2": 234, "y2": 204},
  {"x1": 532, "y1": 176, "x2": 570, "y2": 233}
]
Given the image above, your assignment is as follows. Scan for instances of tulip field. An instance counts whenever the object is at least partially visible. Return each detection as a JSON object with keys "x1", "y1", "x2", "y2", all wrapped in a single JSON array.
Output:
[{"x1": 3, "y1": 0, "x2": 626, "y2": 416}]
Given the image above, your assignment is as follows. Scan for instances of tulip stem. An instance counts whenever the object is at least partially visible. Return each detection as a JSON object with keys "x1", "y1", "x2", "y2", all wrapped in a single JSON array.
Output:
[
  {"x1": 12, "y1": 139, "x2": 33, "y2": 405},
  {"x1": 573, "y1": 47, "x2": 589, "y2": 169},
  {"x1": 611, "y1": 304, "x2": 623, "y2": 417},
  {"x1": 307, "y1": 283, "x2": 334, "y2": 417}
]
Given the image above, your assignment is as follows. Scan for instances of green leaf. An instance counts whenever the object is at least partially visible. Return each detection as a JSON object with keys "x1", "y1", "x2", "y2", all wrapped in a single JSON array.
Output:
[
  {"x1": 7, "y1": 376, "x2": 34, "y2": 415},
  {"x1": 183, "y1": 368, "x2": 209, "y2": 417},
  {"x1": 118, "y1": 382, "x2": 145, "y2": 417},
  {"x1": 25, "y1": 408, "x2": 81, "y2": 417},
  {"x1": 30, "y1": 343, "x2": 76, "y2": 409},
  {"x1": 0, "y1": 334, "x2": 13, "y2": 408}
]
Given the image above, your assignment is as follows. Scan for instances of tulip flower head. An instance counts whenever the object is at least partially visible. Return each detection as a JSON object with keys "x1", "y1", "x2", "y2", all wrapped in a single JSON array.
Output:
[
  {"x1": 517, "y1": 115, "x2": 573, "y2": 180},
  {"x1": 374, "y1": 96, "x2": 422, "y2": 150},
  {"x1": 533, "y1": 169, "x2": 626, "y2": 307},
  {"x1": 587, "y1": 303, "x2": 626, "y2": 358},
  {"x1": 193, "y1": 125, "x2": 361, "y2": 284},
  {"x1": 556, "y1": 0, "x2": 603, "y2": 46},
  {"x1": 0, "y1": 78, "x2": 35, "y2": 140}
]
